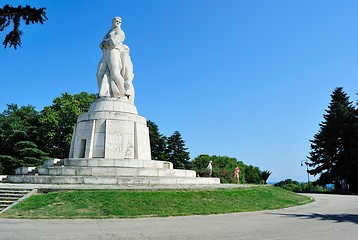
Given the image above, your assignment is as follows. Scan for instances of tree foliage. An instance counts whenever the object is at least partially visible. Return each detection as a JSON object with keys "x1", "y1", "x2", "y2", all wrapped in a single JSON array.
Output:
[
  {"x1": 0, "y1": 92, "x2": 95, "y2": 173},
  {"x1": 243, "y1": 165, "x2": 262, "y2": 184},
  {"x1": 0, "y1": 104, "x2": 47, "y2": 174},
  {"x1": 261, "y1": 170, "x2": 272, "y2": 184},
  {"x1": 308, "y1": 87, "x2": 358, "y2": 192},
  {"x1": 0, "y1": 4, "x2": 47, "y2": 49},
  {"x1": 274, "y1": 179, "x2": 302, "y2": 192},
  {"x1": 148, "y1": 122, "x2": 191, "y2": 169},
  {"x1": 39, "y1": 92, "x2": 96, "y2": 158},
  {"x1": 274, "y1": 179, "x2": 332, "y2": 193},
  {"x1": 166, "y1": 131, "x2": 191, "y2": 169},
  {"x1": 191, "y1": 154, "x2": 263, "y2": 184},
  {"x1": 147, "y1": 120, "x2": 167, "y2": 160}
]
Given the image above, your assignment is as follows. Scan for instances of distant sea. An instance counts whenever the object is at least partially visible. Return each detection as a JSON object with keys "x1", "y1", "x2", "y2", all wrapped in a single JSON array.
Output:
[{"x1": 267, "y1": 182, "x2": 309, "y2": 185}]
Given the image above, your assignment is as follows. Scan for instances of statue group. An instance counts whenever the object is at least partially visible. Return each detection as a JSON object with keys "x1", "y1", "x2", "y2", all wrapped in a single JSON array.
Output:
[{"x1": 96, "y1": 17, "x2": 135, "y2": 102}]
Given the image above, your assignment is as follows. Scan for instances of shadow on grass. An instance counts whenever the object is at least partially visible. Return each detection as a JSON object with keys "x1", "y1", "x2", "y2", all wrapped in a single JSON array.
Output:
[{"x1": 267, "y1": 212, "x2": 358, "y2": 224}]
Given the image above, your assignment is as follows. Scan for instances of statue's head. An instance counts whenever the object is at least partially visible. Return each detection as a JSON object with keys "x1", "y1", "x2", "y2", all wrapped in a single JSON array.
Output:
[{"x1": 112, "y1": 17, "x2": 122, "y2": 28}]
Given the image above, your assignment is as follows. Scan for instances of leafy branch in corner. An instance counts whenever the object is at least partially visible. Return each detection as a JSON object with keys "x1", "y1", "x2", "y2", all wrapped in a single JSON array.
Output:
[{"x1": 0, "y1": 4, "x2": 47, "y2": 49}]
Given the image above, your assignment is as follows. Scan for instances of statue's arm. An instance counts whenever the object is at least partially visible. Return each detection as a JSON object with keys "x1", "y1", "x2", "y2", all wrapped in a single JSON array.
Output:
[
  {"x1": 99, "y1": 29, "x2": 125, "y2": 49},
  {"x1": 110, "y1": 30, "x2": 125, "y2": 48}
]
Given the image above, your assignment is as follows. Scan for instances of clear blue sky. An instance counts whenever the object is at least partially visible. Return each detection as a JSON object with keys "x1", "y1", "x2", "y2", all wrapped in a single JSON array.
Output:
[{"x1": 2, "y1": 0, "x2": 358, "y2": 182}]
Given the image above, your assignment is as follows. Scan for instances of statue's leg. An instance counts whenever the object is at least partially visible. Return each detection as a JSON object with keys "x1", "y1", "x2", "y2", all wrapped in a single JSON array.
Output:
[
  {"x1": 96, "y1": 60, "x2": 111, "y2": 97},
  {"x1": 126, "y1": 82, "x2": 135, "y2": 103},
  {"x1": 108, "y1": 50, "x2": 126, "y2": 97},
  {"x1": 110, "y1": 71, "x2": 121, "y2": 98},
  {"x1": 99, "y1": 71, "x2": 111, "y2": 97},
  {"x1": 96, "y1": 59, "x2": 106, "y2": 87}
]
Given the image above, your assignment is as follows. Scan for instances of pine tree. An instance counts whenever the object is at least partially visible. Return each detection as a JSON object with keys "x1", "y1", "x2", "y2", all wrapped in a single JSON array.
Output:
[
  {"x1": 147, "y1": 120, "x2": 167, "y2": 160},
  {"x1": 308, "y1": 87, "x2": 358, "y2": 192},
  {"x1": 166, "y1": 131, "x2": 190, "y2": 169},
  {"x1": 0, "y1": 4, "x2": 47, "y2": 49}
]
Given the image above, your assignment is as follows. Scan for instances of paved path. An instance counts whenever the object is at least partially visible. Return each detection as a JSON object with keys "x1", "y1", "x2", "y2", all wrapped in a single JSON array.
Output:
[{"x1": 1, "y1": 194, "x2": 357, "y2": 240}]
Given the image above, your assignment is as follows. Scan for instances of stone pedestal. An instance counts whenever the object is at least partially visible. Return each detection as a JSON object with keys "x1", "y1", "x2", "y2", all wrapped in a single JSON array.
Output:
[{"x1": 68, "y1": 98, "x2": 151, "y2": 160}]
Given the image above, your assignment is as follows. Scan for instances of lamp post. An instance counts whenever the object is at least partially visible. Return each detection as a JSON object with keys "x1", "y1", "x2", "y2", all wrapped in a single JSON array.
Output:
[{"x1": 301, "y1": 160, "x2": 310, "y2": 192}]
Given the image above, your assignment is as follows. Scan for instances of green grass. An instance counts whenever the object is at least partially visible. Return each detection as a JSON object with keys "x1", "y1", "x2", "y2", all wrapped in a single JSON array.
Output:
[{"x1": 1, "y1": 186, "x2": 313, "y2": 219}]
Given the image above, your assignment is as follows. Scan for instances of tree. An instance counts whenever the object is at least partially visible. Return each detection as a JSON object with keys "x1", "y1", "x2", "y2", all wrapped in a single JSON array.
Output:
[
  {"x1": 0, "y1": 104, "x2": 47, "y2": 174},
  {"x1": 190, "y1": 154, "x2": 264, "y2": 184},
  {"x1": 274, "y1": 179, "x2": 302, "y2": 192},
  {"x1": 191, "y1": 154, "x2": 241, "y2": 182},
  {"x1": 39, "y1": 92, "x2": 96, "y2": 158},
  {"x1": 261, "y1": 170, "x2": 271, "y2": 184},
  {"x1": 0, "y1": 4, "x2": 47, "y2": 49},
  {"x1": 0, "y1": 104, "x2": 42, "y2": 155},
  {"x1": 244, "y1": 165, "x2": 262, "y2": 184},
  {"x1": 308, "y1": 87, "x2": 358, "y2": 192},
  {"x1": 165, "y1": 131, "x2": 190, "y2": 169},
  {"x1": 147, "y1": 120, "x2": 167, "y2": 160}
]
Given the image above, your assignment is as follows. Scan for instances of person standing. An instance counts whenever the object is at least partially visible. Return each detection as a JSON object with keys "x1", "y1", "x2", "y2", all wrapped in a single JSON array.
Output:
[
  {"x1": 207, "y1": 161, "x2": 213, "y2": 177},
  {"x1": 234, "y1": 166, "x2": 240, "y2": 184}
]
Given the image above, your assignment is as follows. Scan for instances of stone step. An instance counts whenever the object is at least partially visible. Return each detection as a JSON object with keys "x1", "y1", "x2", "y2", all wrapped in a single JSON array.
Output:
[
  {"x1": 0, "y1": 189, "x2": 31, "y2": 194},
  {"x1": 0, "y1": 196, "x2": 20, "y2": 201},
  {"x1": 15, "y1": 167, "x2": 37, "y2": 175},
  {"x1": 64, "y1": 158, "x2": 173, "y2": 169},
  {"x1": 37, "y1": 166, "x2": 196, "y2": 178},
  {"x1": 0, "y1": 204, "x2": 8, "y2": 209},
  {"x1": 0, "y1": 192, "x2": 27, "y2": 197},
  {"x1": 0, "y1": 179, "x2": 9, "y2": 183},
  {"x1": 43, "y1": 158, "x2": 65, "y2": 167},
  {"x1": 0, "y1": 199, "x2": 16, "y2": 204},
  {"x1": 54, "y1": 159, "x2": 65, "y2": 166},
  {"x1": 7, "y1": 175, "x2": 220, "y2": 185},
  {"x1": 28, "y1": 169, "x2": 38, "y2": 175},
  {"x1": 0, "y1": 187, "x2": 33, "y2": 213}
]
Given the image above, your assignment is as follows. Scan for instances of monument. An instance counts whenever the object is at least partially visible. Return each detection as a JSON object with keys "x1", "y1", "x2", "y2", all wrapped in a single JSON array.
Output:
[{"x1": 7, "y1": 17, "x2": 220, "y2": 185}]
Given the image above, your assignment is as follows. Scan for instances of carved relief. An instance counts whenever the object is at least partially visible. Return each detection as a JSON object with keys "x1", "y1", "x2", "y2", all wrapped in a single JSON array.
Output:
[
  {"x1": 107, "y1": 130, "x2": 123, "y2": 153},
  {"x1": 125, "y1": 142, "x2": 134, "y2": 158}
]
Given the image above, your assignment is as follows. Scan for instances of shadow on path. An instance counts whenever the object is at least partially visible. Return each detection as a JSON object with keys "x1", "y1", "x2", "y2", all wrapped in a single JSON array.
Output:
[{"x1": 267, "y1": 213, "x2": 358, "y2": 224}]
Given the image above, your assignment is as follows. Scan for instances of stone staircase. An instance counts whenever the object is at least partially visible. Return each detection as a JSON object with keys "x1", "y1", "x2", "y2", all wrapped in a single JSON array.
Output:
[{"x1": 0, "y1": 188, "x2": 35, "y2": 213}]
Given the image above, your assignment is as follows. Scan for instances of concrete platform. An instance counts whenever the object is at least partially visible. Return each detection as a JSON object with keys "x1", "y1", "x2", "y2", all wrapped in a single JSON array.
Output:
[
  {"x1": 8, "y1": 157, "x2": 220, "y2": 186},
  {"x1": 6, "y1": 175, "x2": 220, "y2": 185},
  {"x1": 65, "y1": 158, "x2": 173, "y2": 168},
  {"x1": 38, "y1": 166, "x2": 196, "y2": 178}
]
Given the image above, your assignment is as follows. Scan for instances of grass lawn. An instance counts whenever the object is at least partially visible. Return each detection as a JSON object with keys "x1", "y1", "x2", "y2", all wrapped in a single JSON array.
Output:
[{"x1": 1, "y1": 186, "x2": 313, "y2": 219}]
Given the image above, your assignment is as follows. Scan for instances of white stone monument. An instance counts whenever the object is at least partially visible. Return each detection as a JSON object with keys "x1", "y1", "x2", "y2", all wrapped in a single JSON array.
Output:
[{"x1": 8, "y1": 17, "x2": 220, "y2": 185}]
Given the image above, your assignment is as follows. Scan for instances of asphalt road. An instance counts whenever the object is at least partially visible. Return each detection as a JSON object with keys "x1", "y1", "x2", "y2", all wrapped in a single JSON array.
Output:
[{"x1": 1, "y1": 193, "x2": 357, "y2": 240}]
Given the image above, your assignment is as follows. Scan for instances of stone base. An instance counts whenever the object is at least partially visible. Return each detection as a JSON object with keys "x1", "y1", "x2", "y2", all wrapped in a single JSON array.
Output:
[
  {"x1": 8, "y1": 158, "x2": 220, "y2": 185},
  {"x1": 7, "y1": 175, "x2": 219, "y2": 185},
  {"x1": 69, "y1": 98, "x2": 151, "y2": 160},
  {"x1": 64, "y1": 158, "x2": 173, "y2": 168}
]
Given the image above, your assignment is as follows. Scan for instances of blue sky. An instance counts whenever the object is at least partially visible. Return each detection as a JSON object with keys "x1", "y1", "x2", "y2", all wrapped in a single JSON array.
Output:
[{"x1": 1, "y1": 0, "x2": 358, "y2": 182}]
